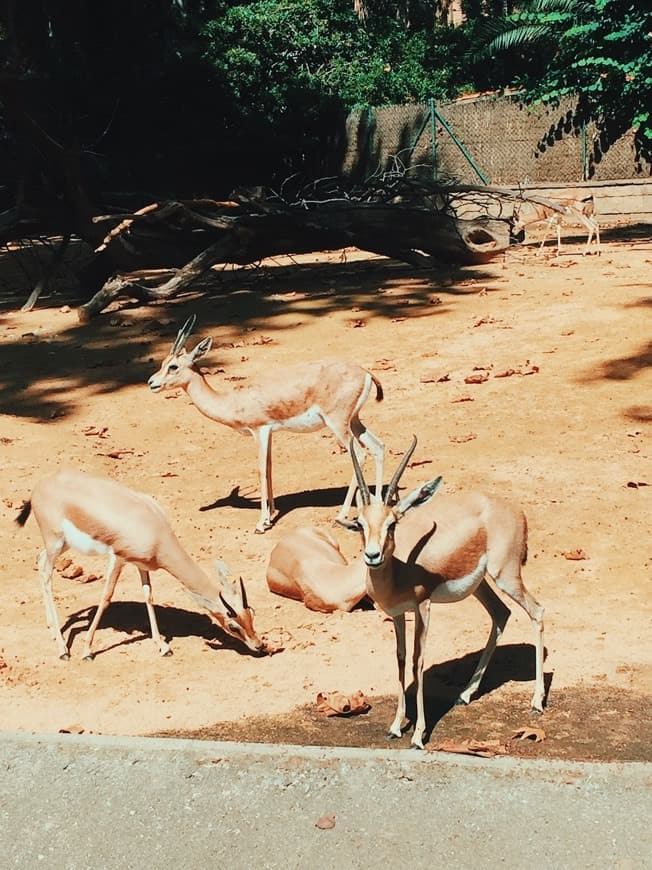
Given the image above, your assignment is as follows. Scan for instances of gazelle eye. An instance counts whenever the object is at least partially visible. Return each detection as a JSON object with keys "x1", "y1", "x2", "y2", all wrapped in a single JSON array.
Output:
[
  {"x1": 228, "y1": 620, "x2": 242, "y2": 633},
  {"x1": 168, "y1": 363, "x2": 179, "y2": 372}
]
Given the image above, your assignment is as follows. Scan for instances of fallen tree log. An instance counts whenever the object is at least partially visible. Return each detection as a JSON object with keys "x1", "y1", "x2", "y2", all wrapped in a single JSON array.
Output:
[{"x1": 78, "y1": 192, "x2": 511, "y2": 319}]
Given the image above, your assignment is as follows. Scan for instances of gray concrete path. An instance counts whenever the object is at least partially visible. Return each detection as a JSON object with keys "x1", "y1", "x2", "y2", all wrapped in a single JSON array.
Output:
[{"x1": 1, "y1": 731, "x2": 650, "y2": 870}]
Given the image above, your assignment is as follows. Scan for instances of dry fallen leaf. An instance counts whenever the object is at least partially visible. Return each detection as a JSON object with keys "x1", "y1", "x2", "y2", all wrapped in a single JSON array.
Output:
[
  {"x1": 430, "y1": 738, "x2": 508, "y2": 758},
  {"x1": 511, "y1": 726, "x2": 546, "y2": 743},
  {"x1": 316, "y1": 690, "x2": 371, "y2": 717},
  {"x1": 451, "y1": 395, "x2": 474, "y2": 403},
  {"x1": 562, "y1": 549, "x2": 589, "y2": 561},
  {"x1": 420, "y1": 372, "x2": 450, "y2": 384},
  {"x1": 464, "y1": 373, "x2": 489, "y2": 385},
  {"x1": 316, "y1": 814, "x2": 336, "y2": 830},
  {"x1": 449, "y1": 433, "x2": 478, "y2": 444},
  {"x1": 626, "y1": 480, "x2": 649, "y2": 489},
  {"x1": 60, "y1": 563, "x2": 84, "y2": 580}
]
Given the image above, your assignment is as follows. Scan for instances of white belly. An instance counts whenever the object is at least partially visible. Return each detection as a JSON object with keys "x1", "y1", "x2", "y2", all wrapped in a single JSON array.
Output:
[
  {"x1": 429, "y1": 555, "x2": 488, "y2": 604},
  {"x1": 61, "y1": 519, "x2": 112, "y2": 557},
  {"x1": 272, "y1": 406, "x2": 325, "y2": 433}
]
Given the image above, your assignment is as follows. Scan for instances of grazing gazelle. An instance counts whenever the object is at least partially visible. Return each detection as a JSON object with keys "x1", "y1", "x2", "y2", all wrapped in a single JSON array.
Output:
[
  {"x1": 341, "y1": 436, "x2": 545, "y2": 749},
  {"x1": 512, "y1": 193, "x2": 600, "y2": 256},
  {"x1": 15, "y1": 469, "x2": 264, "y2": 660},
  {"x1": 266, "y1": 526, "x2": 369, "y2": 613},
  {"x1": 148, "y1": 315, "x2": 385, "y2": 533}
]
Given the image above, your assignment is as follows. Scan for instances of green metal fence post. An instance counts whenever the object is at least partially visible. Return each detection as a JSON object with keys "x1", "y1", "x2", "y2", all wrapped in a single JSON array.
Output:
[
  {"x1": 432, "y1": 106, "x2": 490, "y2": 185},
  {"x1": 429, "y1": 97, "x2": 438, "y2": 180}
]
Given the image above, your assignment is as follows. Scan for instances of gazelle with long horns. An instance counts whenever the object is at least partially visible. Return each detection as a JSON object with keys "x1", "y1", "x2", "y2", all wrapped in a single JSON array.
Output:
[
  {"x1": 342, "y1": 437, "x2": 545, "y2": 749},
  {"x1": 15, "y1": 469, "x2": 264, "y2": 660},
  {"x1": 148, "y1": 315, "x2": 385, "y2": 533}
]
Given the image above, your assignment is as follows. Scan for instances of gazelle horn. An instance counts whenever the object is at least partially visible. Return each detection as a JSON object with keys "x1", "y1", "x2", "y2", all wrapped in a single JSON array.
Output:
[
  {"x1": 171, "y1": 314, "x2": 197, "y2": 354},
  {"x1": 384, "y1": 435, "x2": 418, "y2": 505},
  {"x1": 349, "y1": 438, "x2": 371, "y2": 506},
  {"x1": 219, "y1": 592, "x2": 237, "y2": 619}
]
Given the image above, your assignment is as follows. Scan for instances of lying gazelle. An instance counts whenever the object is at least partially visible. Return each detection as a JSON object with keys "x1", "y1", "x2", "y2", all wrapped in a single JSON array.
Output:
[
  {"x1": 341, "y1": 436, "x2": 545, "y2": 749},
  {"x1": 148, "y1": 315, "x2": 385, "y2": 533},
  {"x1": 512, "y1": 193, "x2": 600, "y2": 256},
  {"x1": 15, "y1": 469, "x2": 264, "y2": 660},
  {"x1": 266, "y1": 526, "x2": 369, "y2": 613}
]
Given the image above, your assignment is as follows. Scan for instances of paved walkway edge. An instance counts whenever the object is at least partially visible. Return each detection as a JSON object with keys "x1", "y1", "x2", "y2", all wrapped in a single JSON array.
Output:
[{"x1": 2, "y1": 728, "x2": 650, "y2": 781}]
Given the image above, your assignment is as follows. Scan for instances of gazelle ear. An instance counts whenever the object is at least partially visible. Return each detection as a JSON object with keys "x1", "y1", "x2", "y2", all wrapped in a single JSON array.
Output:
[
  {"x1": 395, "y1": 476, "x2": 443, "y2": 519},
  {"x1": 214, "y1": 559, "x2": 230, "y2": 584},
  {"x1": 190, "y1": 337, "x2": 213, "y2": 363},
  {"x1": 335, "y1": 517, "x2": 362, "y2": 532}
]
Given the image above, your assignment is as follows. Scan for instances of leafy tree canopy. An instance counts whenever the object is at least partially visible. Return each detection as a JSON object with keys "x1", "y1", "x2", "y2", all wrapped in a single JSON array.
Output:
[{"x1": 478, "y1": 0, "x2": 652, "y2": 157}]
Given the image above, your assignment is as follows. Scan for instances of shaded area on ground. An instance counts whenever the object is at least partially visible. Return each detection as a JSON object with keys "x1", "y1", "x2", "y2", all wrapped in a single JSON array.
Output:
[{"x1": 155, "y1": 684, "x2": 652, "y2": 763}]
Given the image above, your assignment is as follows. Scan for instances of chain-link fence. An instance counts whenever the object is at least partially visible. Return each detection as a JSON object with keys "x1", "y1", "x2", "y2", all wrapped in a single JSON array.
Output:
[{"x1": 342, "y1": 93, "x2": 650, "y2": 185}]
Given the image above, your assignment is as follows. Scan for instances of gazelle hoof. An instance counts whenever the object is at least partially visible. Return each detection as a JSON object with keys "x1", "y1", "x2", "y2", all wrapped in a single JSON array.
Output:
[
  {"x1": 161, "y1": 648, "x2": 173, "y2": 657},
  {"x1": 59, "y1": 652, "x2": 70, "y2": 661},
  {"x1": 454, "y1": 697, "x2": 469, "y2": 707},
  {"x1": 411, "y1": 743, "x2": 424, "y2": 751},
  {"x1": 386, "y1": 730, "x2": 402, "y2": 740},
  {"x1": 530, "y1": 706, "x2": 544, "y2": 716},
  {"x1": 83, "y1": 653, "x2": 95, "y2": 662}
]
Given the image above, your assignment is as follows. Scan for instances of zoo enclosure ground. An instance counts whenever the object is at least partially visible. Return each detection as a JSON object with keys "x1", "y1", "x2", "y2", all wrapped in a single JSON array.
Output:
[{"x1": 0, "y1": 224, "x2": 650, "y2": 761}]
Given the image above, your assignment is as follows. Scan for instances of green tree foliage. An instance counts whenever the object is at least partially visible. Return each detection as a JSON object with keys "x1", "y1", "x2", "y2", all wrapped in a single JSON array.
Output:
[
  {"x1": 478, "y1": 0, "x2": 652, "y2": 158},
  {"x1": 201, "y1": 0, "x2": 471, "y2": 180}
]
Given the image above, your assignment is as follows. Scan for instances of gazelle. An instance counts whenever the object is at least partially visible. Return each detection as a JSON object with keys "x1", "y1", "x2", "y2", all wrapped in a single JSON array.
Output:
[
  {"x1": 512, "y1": 193, "x2": 600, "y2": 255},
  {"x1": 266, "y1": 526, "x2": 369, "y2": 613},
  {"x1": 15, "y1": 469, "x2": 264, "y2": 660},
  {"x1": 148, "y1": 316, "x2": 385, "y2": 533},
  {"x1": 342, "y1": 436, "x2": 545, "y2": 749}
]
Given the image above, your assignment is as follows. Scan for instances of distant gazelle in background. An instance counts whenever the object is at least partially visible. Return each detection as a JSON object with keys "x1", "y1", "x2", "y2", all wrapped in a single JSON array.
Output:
[
  {"x1": 148, "y1": 316, "x2": 385, "y2": 533},
  {"x1": 341, "y1": 436, "x2": 545, "y2": 749},
  {"x1": 512, "y1": 193, "x2": 600, "y2": 256},
  {"x1": 16, "y1": 470, "x2": 264, "y2": 660}
]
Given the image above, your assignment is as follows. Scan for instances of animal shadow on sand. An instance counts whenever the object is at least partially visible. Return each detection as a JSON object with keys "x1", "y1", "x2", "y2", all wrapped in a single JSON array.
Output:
[
  {"x1": 199, "y1": 483, "x2": 350, "y2": 523},
  {"x1": 60, "y1": 601, "x2": 258, "y2": 658},
  {"x1": 405, "y1": 643, "x2": 553, "y2": 742}
]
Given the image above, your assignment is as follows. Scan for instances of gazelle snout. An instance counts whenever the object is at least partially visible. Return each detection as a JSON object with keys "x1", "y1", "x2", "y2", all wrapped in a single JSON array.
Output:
[
  {"x1": 363, "y1": 547, "x2": 385, "y2": 567},
  {"x1": 148, "y1": 375, "x2": 163, "y2": 392}
]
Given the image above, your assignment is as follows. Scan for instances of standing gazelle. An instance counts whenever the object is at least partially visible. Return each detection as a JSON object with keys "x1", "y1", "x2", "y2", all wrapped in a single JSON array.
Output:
[
  {"x1": 343, "y1": 437, "x2": 545, "y2": 749},
  {"x1": 512, "y1": 193, "x2": 600, "y2": 256},
  {"x1": 148, "y1": 316, "x2": 385, "y2": 533},
  {"x1": 15, "y1": 469, "x2": 264, "y2": 660}
]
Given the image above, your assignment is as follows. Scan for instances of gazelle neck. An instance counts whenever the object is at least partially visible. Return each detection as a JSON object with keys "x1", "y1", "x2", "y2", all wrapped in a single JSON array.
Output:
[
  {"x1": 158, "y1": 535, "x2": 223, "y2": 612},
  {"x1": 364, "y1": 556, "x2": 396, "y2": 605},
  {"x1": 184, "y1": 370, "x2": 238, "y2": 427}
]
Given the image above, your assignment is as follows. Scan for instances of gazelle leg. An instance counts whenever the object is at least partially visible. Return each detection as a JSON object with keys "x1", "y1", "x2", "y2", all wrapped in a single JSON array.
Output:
[
  {"x1": 411, "y1": 600, "x2": 431, "y2": 749},
  {"x1": 388, "y1": 613, "x2": 407, "y2": 740},
  {"x1": 254, "y1": 425, "x2": 276, "y2": 533},
  {"x1": 457, "y1": 579, "x2": 510, "y2": 706},
  {"x1": 335, "y1": 436, "x2": 366, "y2": 522},
  {"x1": 38, "y1": 539, "x2": 68, "y2": 660},
  {"x1": 556, "y1": 218, "x2": 563, "y2": 255},
  {"x1": 357, "y1": 426, "x2": 384, "y2": 499},
  {"x1": 492, "y1": 573, "x2": 546, "y2": 713},
  {"x1": 82, "y1": 552, "x2": 122, "y2": 660},
  {"x1": 138, "y1": 569, "x2": 171, "y2": 657},
  {"x1": 538, "y1": 218, "x2": 554, "y2": 253}
]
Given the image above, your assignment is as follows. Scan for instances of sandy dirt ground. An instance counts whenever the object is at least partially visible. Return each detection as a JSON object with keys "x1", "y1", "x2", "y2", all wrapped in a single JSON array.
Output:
[{"x1": 1, "y1": 225, "x2": 650, "y2": 760}]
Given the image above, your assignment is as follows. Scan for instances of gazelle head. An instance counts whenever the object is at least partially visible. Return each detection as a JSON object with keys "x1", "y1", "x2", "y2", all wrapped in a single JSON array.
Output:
[
  {"x1": 210, "y1": 560, "x2": 265, "y2": 653},
  {"x1": 343, "y1": 436, "x2": 442, "y2": 568},
  {"x1": 148, "y1": 315, "x2": 213, "y2": 392}
]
